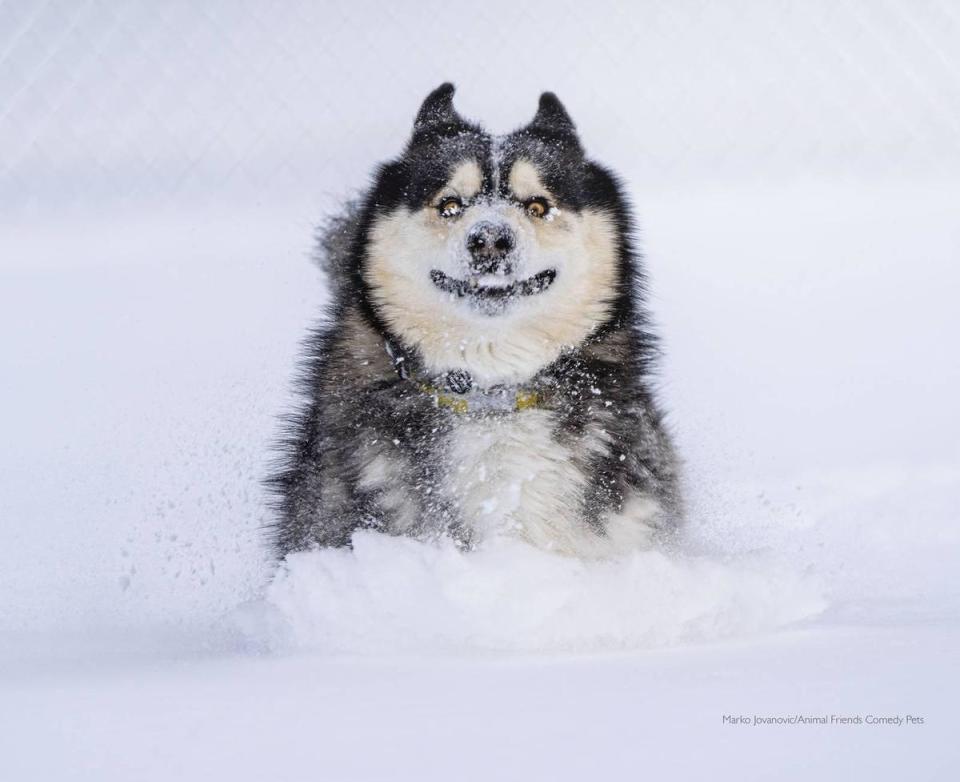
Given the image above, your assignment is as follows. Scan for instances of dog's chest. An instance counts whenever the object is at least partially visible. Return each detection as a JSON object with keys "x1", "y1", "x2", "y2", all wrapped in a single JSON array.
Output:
[{"x1": 445, "y1": 409, "x2": 600, "y2": 552}]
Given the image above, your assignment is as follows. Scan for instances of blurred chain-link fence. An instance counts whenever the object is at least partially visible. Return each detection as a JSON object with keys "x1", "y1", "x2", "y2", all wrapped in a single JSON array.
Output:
[{"x1": 2, "y1": 0, "x2": 959, "y2": 215}]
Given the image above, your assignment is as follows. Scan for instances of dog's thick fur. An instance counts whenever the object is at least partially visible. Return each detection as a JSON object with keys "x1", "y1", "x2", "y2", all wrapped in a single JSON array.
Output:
[{"x1": 268, "y1": 84, "x2": 681, "y2": 559}]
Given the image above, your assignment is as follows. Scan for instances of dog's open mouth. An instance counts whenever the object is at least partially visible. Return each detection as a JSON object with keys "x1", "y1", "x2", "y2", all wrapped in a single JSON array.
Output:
[{"x1": 430, "y1": 268, "x2": 557, "y2": 302}]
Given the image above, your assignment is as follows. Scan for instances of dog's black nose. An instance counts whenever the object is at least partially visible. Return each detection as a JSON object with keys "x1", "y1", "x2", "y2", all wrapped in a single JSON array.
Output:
[{"x1": 466, "y1": 221, "x2": 515, "y2": 274}]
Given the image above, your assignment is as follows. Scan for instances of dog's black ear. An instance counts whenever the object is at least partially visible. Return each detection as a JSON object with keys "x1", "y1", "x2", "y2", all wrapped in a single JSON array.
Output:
[
  {"x1": 414, "y1": 82, "x2": 461, "y2": 129},
  {"x1": 530, "y1": 92, "x2": 577, "y2": 135}
]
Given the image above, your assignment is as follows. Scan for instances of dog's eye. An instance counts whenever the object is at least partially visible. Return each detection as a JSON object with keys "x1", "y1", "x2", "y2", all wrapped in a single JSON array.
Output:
[
  {"x1": 525, "y1": 198, "x2": 550, "y2": 219},
  {"x1": 437, "y1": 197, "x2": 463, "y2": 218}
]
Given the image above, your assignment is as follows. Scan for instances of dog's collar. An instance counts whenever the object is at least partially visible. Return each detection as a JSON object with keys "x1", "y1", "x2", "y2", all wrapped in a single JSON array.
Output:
[
  {"x1": 384, "y1": 340, "x2": 546, "y2": 414},
  {"x1": 416, "y1": 382, "x2": 543, "y2": 414}
]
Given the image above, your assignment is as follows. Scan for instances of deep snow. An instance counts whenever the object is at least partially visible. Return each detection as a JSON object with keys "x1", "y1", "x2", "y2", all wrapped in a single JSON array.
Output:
[
  {"x1": 246, "y1": 532, "x2": 824, "y2": 655},
  {"x1": 2, "y1": 1, "x2": 960, "y2": 778}
]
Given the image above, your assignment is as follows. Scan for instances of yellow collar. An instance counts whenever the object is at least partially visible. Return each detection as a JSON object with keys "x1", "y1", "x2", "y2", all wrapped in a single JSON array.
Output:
[
  {"x1": 417, "y1": 383, "x2": 544, "y2": 414},
  {"x1": 385, "y1": 340, "x2": 544, "y2": 414}
]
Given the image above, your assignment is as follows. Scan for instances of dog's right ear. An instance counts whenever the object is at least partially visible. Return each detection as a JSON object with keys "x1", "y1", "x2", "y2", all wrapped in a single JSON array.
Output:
[
  {"x1": 528, "y1": 92, "x2": 579, "y2": 139},
  {"x1": 414, "y1": 82, "x2": 461, "y2": 130}
]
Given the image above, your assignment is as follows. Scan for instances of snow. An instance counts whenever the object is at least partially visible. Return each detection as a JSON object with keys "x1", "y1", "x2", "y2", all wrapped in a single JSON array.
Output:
[
  {"x1": 1, "y1": 625, "x2": 956, "y2": 782},
  {"x1": 3, "y1": 185, "x2": 957, "y2": 781},
  {"x1": 3, "y1": 1, "x2": 960, "y2": 779},
  {"x1": 243, "y1": 532, "x2": 824, "y2": 655}
]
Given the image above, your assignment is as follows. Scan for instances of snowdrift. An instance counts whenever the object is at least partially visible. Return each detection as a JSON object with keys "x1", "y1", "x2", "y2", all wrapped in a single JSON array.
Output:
[{"x1": 239, "y1": 531, "x2": 825, "y2": 654}]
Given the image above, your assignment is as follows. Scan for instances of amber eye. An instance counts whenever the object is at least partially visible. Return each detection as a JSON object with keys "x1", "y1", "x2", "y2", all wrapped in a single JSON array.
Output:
[
  {"x1": 437, "y1": 196, "x2": 463, "y2": 218},
  {"x1": 525, "y1": 198, "x2": 549, "y2": 219}
]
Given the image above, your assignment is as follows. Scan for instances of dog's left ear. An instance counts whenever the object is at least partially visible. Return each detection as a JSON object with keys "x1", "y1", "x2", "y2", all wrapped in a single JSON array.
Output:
[{"x1": 529, "y1": 92, "x2": 577, "y2": 136}]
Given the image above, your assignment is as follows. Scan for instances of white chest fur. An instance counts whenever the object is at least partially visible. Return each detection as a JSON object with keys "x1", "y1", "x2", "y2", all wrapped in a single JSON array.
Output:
[
  {"x1": 446, "y1": 410, "x2": 596, "y2": 554},
  {"x1": 445, "y1": 410, "x2": 662, "y2": 556}
]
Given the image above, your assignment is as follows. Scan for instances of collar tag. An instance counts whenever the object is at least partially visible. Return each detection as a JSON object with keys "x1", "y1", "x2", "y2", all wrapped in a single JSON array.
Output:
[{"x1": 385, "y1": 342, "x2": 543, "y2": 413}]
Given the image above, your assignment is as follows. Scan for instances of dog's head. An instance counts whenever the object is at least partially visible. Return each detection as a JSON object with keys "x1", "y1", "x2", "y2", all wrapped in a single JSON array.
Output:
[{"x1": 359, "y1": 83, "x2": 634, "y2": 387}]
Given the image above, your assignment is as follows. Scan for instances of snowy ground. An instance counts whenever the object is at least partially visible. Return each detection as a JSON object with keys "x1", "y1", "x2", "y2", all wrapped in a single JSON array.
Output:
[
  {"x1": 3, "y1": 1, "x2": 960, "y2": 778},
  {"x1": 2, "y1": 626, "x2": 957, "y2": 781},
  {"x1": 2, "y1": 184, "x2": 958, "y2": 779}
]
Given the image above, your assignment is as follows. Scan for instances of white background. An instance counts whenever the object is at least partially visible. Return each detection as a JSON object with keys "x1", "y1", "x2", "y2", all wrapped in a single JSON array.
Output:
[{"x1": 1, "y1": 1, "x2": 959, "y2": 779}]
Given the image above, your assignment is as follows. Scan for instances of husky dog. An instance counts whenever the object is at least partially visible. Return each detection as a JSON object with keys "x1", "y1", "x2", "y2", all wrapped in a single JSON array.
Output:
[{"x1": 269, "y1": 84, "x2": 681, "y2": 559}]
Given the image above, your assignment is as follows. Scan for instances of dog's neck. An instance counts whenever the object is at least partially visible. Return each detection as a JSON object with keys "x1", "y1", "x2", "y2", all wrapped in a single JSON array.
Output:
[
  {"x1": 383, "y1": 337, "x2": 547, "y2": 413},
  {"x1": 380, "y1": 330, "x2": 638, "y2": 417}
]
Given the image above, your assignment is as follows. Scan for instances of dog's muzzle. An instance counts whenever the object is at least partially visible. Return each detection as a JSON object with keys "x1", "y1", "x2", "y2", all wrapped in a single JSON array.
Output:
[{"x1": 431, "y1": 219, "x2": 556, "y2": 311}]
